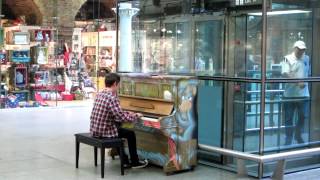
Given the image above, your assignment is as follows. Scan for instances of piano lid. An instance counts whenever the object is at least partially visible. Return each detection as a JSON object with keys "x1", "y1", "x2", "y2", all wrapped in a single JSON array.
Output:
[{"x1": 119, "y1": 95, "x2": 174, "y2": 116}]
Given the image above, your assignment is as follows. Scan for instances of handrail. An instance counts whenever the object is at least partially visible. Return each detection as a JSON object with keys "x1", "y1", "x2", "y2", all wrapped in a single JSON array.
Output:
[
  {"x1": 199, "y1": 144, "x2": 320, "y2": 163},
  {"x1": 199, "y1": 144, "x2": 261, "y2": 162},
  {"x1": 199, "y1": 144, "x2": 320, "y2": 179},
  {"x1": 233, "y1": 97, "x2": 309, "y2": 104}
]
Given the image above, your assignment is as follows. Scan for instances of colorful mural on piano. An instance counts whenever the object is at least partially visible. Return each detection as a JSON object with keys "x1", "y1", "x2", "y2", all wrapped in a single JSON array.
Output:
[{"x1": 119, "y1": 73, "x2": 198, "y2": 174}]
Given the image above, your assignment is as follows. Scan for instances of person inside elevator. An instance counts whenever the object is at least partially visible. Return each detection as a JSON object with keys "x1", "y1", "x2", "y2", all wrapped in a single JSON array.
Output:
[
  {"x1": 90, "y1": 73, "x2": 148, "y2": 169},
  {"x1": 281, "y1": 40, "x2": 310, "y2": 145}
]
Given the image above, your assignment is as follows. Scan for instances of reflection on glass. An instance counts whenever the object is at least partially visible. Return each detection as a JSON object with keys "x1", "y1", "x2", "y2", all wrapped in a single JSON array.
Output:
[
  {"x1": 231, "y1": 82, "x2": 261, "y2": 152},
  {"x1": 227, "y1": 14, "x2": 262, "y2": 78},
  {"x1": 263, "y1": 82, "x2": 313, "y2": 151},
  {"x1": 266, "y1": 9, "x2": 312, "y2": 78},
  {"x1": 195, "y1": 20, "x2": 223, "y2": 75},
  {"x1": 164, "y1": 22, "x2": 192, "y2": 73}
]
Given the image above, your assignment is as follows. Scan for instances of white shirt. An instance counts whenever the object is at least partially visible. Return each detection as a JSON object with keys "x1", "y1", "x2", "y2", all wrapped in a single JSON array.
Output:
[{"x1": 281, "y1": 53, "x2": 309, "y2": 97}]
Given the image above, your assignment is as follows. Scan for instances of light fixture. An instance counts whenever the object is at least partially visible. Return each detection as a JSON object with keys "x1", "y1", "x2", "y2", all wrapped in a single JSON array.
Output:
[{"x1": 248, "y1": 10, "x2": 311, "y2": 16}]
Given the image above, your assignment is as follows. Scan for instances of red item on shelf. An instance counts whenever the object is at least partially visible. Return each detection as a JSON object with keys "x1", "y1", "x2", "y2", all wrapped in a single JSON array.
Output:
[
  {"x1": 62, "y1": 94, "x2": 74, "y2": 101},
  {"x1": 34, "y1": 92, "x2": 49, "y2": 106}
]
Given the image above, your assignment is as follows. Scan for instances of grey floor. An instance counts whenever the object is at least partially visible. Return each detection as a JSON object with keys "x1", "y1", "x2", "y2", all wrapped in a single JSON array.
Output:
[{"x1": 0, "y1": 107, "x2": 319, "y2": 180}]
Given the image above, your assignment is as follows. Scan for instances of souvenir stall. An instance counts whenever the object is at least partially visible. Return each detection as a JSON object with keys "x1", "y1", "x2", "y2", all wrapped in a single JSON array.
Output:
[
  {"x1": 0, "y1": 25, "x2": 65, "y2": 108},
  {"x1": 80, "y1": 30, "x2": 117, "y2": 91}
]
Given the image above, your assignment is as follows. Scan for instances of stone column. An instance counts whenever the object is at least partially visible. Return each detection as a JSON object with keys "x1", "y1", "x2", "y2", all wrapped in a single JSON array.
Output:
[{"x1": 117, "y1": 3, "x2": 139, "y2": 72}]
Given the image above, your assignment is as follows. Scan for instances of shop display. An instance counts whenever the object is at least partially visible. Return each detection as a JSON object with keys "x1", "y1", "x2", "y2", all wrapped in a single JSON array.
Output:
[
  {"x1": 34, "y1": 30, "x2": 52, "y2": 42},
  {"x1": 81, "y1": 31, "x2": 117, "y2": 73},
  {"x1": 13, "y1": 32, "x2": 30, "y2": 45},
  {"x1": 35, "y1": 47, "x2": 48, "y2": 64},
  {"x1": 0, "y1": 28, "x2": 4, "y2": 47},
  {"x1": 0, "y1": 25, "x2": 118, "y2": 108},
  {"x1": 0, "y1": 25, "x2": 68, "y2": 109},
  {"x1": 0, "y1": 52, "x2": 6, "y2": 64},
  {"x1": 10, "y1": 50, "x2": 30, "y2": 63},
  {"x1": 14, "y1": 67, "x2": 27, "y2": 87}
]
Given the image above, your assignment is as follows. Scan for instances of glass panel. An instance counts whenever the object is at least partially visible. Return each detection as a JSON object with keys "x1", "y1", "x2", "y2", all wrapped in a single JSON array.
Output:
[
  {"x1": 263, "y1": 81, "x2": 320, "y2": 176},
  {"x1": 194, "y1": 20, "x2": 223, "y2": 75},
  {"x1": 231, "y1": 82, "x2": 261, "y2": 152},
  {"x1": 198, "y1": 80, "x2": 261, "y2": 176},
  {"x1": 164, "y1": 21, "x2": 192, "y2": 73},
  {"x1": 226, "y1": 13, "x2": 262, "y2": 78},
  {"x1": 198, "y1": 80, "x2": 223, "y2": 146},
  {"x1": 224, "y1": 81, "x2": 261, "y2": 176},
  {"x1": 272, "y1": 0, "x2": 320, "y2": 10},
  {"x1": 263, "y1": 82, "x2": 320, "y2": 150},
  {"x1": 198, "y1": 80, "x2": 223, "y2": 162},
  {"x1": 267, "y1": 0, "x2": 320, "y2": 79}
]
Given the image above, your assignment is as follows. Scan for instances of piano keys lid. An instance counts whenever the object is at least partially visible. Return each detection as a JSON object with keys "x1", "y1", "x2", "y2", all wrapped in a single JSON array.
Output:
[{"x1": 119, "y1": 95, "x2": 174, "y2": 116}]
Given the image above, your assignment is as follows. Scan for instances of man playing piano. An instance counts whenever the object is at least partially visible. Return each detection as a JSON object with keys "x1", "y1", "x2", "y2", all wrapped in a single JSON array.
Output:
[{"x1": 90, "y1": 73, "x2": 148, "y2": 169}]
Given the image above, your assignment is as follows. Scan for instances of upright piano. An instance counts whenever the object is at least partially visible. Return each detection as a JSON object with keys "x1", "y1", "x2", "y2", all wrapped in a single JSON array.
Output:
[{"x1": 119, "y1": 73, "x2": 198, "y2": 174}]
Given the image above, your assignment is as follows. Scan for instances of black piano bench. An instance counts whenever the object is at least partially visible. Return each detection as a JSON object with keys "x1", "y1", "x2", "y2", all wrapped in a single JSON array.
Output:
[{"x1": 75, "y1": 133, "x2": 125, "y2": 178}]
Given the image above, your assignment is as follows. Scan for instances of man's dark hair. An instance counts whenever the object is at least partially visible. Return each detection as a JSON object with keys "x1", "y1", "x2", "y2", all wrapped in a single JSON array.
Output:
[{"x1": 105, "y1": 73, "x2": 120, "y2": 87}]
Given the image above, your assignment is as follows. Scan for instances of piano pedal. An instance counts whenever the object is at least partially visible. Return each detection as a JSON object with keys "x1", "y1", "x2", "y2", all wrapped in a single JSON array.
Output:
[{"x1": 108, "y1": 147, "x2": 119, "y2": 160}]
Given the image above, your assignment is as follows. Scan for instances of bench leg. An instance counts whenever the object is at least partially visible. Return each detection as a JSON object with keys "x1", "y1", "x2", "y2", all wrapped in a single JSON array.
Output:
[
  {"x1": 94, "y1": 147, "x2": 98, "y2": 166},
  {"x1": 76, "y1": 140, "x2": 80, "y2": 168},
  {"x1": 119, "y1": 144, "x2": 124, "y2": 175},
  {"x1": 101, "y1": 147, "x2": 105, "y2": 178}
]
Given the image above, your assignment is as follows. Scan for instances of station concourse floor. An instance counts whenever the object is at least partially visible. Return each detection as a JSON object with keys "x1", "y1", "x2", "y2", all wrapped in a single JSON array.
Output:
[{"x1": 0, "y1": 105, "x2": 320, "y2": 180}]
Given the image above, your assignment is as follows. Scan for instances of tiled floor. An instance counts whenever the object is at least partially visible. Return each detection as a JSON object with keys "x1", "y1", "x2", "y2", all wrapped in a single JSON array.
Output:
[{"x1": 0, "y1": 106, "x2": 319, "y2": 180}]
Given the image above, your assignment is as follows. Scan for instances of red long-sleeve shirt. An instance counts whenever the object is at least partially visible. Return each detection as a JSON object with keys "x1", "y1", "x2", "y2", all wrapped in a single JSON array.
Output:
[{"x1": 90, "y1": 89, "x2": 138, "y2": 137}]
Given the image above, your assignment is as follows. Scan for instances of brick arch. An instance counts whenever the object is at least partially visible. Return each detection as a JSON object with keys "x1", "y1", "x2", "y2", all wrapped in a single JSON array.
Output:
[
  {"x1": 75, "y1": 0, "x2": 117, "y2": 20},
  {"x1": 4, "y1": 0, "x2": 42, "y2": 25}
]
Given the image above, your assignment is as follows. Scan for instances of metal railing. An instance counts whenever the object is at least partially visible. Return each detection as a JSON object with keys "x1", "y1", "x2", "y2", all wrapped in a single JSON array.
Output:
[{"x1": 199, "y1": 144, "x2": 320, "y2": 180}]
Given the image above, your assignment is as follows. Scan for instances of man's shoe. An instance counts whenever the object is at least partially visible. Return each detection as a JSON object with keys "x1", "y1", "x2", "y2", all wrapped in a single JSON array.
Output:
[{"x1": 131, "y1": 159, "x2": 148, "y2": 169}]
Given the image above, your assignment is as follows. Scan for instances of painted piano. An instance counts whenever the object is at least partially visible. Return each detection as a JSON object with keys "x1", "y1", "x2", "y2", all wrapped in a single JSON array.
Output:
[{"x1": 119, "y1": 73, "x2": 198, "y2": 174}]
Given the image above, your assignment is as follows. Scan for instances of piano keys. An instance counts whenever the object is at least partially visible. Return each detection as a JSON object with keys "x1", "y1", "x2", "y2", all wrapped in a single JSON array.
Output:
[{"x1": 119, "y1": 73, "x2": 198, "y2": 174}]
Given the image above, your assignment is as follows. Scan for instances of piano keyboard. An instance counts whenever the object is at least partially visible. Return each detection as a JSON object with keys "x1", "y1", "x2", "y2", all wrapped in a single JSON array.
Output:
[
  {"x1": 140, "y1": 116, "x2": 159, "y2": 122},
  {"x1": 140, "y1": 116, "x2": 161, "y2": 129}
]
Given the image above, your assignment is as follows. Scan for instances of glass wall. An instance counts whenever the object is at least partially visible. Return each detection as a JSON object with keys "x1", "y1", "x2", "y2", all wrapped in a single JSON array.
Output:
[
  {"x1": 117, "y1": 0, "x2": 320, "y2": 178},
  {"x1": 262, "y1": 0, "x2": 320, "y2": 176},
  {"x1": 116, "y1": 0, "x2": 265, "y2": 176}
]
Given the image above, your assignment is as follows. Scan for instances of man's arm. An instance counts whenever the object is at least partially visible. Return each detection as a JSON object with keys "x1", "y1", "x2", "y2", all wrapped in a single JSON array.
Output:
[
  {"x1": 281, "y1": 57, "x2": 290, "y2": 78},
  {"x1": 297, "y1": 62, "x2": 306, "y2": 88},
  {"x1": 110, "y1": 97, "x2": 140, "y2": 123}
]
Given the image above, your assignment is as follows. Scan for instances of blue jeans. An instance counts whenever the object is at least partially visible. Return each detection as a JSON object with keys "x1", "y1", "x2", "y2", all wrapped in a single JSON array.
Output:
[{"x1": 283, "y1": 97, "x2": 309, "y2": 144}]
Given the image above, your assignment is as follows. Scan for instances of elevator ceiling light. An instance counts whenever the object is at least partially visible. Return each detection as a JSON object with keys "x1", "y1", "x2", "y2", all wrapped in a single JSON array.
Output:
[{"x1": 248, "y1": 10, "x2": 311, "y2": 16}]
